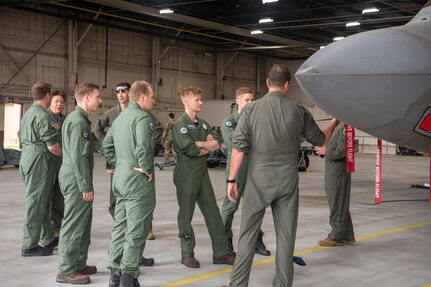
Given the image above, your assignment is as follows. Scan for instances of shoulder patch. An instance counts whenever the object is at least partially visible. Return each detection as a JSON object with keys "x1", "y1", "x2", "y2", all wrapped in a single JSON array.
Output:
[
  {"x1": 225, "y1": 121, "x2": 233, "y2": 127},
  {"x1": 203, "y1": 123, "x2": 208, "y2": 130},
  {"x1": 180, "y1": 127, "x2": 188, "y2": 135},
  {"x1": 82, "y1": 129, "x2": 90, "y2": 139},
  {"x1": 150, "y1": 122, "x2": 154, "y2": 131}
]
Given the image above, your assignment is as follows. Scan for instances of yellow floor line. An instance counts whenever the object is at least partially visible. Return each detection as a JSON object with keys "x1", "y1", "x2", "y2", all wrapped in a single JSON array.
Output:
[{"x1": 160, "y1": 221, "x2": 431, "y2": 287}]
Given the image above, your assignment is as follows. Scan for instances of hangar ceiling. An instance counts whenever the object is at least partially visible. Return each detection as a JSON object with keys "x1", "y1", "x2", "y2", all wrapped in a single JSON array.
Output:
[{"x1": 0, "y1": 0, "x2": 428, "y2": 59}]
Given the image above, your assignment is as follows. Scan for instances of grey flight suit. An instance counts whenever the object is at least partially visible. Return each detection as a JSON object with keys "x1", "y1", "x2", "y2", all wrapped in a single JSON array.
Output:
[
  {"x1": 220, "y1": 111, "x2": 250, "y2": 239},
  {"x1": 19, "y1": 103, "x2": 58, "y2": 249},
  {"x1": 172, "y1": 112, "x2": 230, "y2": 258},
  {"x1": 229, "y1": 91, "x2": 325, "y2": 287},
  {"x1": 58, "y1": 106, "x2": 94, "y2": 275},
  {"x1": 324, "y1": 122, "x2": 354, "y2": 242},
  {"x1": 101, "y1": 102, "x2": 155, "y2": 279},
  {"x1": 47, "y1": 108, "x2": 66, "y2": 229}
]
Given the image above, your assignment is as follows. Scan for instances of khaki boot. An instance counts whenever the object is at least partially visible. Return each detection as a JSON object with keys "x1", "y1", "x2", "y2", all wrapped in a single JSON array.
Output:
[
  {"x1": 147, "y1": 229, "x2": 155, "y2": 240},
  {"x1": 181, "y1": 256, "x2": 200, "y2": 268},
  {"x1": 56, "y1": 272, "x2": 91, "y2": 284},
  {"x1": 318, "y1": 237, "x2": 344, "y2": 246}
]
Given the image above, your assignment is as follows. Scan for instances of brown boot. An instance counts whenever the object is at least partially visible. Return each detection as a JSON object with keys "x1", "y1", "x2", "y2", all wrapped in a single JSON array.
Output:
[
  {"x1": 181, "y1": 256, "x2": 200, "y2": 268},
  {"x1": 318, "y1": 237, "x2": 344, "y2": 247},
  {"x1": 213, "y1": 253, "x2": 235, "y2": 265},
  {"x1": 147, "y1": 229, "x2": 155, "y2": 240},
  {"x1": 56, "y1": 272, "x2": 91, "y2": 284},
  {"x1": 77, "y1": 265, "x2": 97, "y2": 275},
  {"x1": 343, "y1": 238, "x2": 356, "y2": 244}
]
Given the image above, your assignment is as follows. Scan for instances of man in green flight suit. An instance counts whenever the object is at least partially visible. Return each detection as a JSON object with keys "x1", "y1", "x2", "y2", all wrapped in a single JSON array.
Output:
[
  {"x1": 173, "y1": 86, "x2": 235, "y2": 268},
  {"x1": 220, "y1": 87, "x2": 270, "y2": 256},
  {"x1": 315, "y1": 122, "x2": 355, "y2": 247},
  {"x1": 95, "y1": 82, "x2": 160, "y2": 245},
  {"x1": 20, "y1": 81, "x2": 63, "y2": 257},
  {"x1": 222, "y1": 64, "x2": 339, "y2": 287},
  {"x1": 56, "y1": 83, "x2": 102, "y2": 285},
  {"x1": 101, "y1": 80, "x2": 156, "y2": 287},
  {"x1": 47, "y1": 90, "x2": 67, "y2": 236}
]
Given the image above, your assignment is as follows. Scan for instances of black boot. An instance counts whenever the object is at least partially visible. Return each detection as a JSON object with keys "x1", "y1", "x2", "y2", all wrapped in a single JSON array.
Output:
[
  {"x1": 255, "y1": 230, "x2": 271, "y2": 256},
  {"x1": 139, "y1": 256, "x2": 154, "y2": 267},
  {"x1": 227, "y1": 238, "x2": 236, "y2": 255},
  {"x1": 109, "y1": 270, "x2": 120, "y2": 287},
  {"x1": 119, "y1": 273, "x2": 140, "y2": 287}
]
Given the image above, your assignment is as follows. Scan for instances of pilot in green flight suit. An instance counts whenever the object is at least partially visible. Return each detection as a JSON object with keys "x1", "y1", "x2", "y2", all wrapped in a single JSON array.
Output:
[
  {"x1": 56, "y1": 83, "x2": 101, "y2": 285},
  {"x1": 173, "y1": 86, "x2": 235, "y2": 268},
  {"x1": 20, "y1": 81, "x2": 62, "y2": 256},
  {"x1": 315, "y1": 122, "x2": 355, "y2": 247},
  {"x1": 102, "y1": 81, "x2": 156, "y2": 287}
]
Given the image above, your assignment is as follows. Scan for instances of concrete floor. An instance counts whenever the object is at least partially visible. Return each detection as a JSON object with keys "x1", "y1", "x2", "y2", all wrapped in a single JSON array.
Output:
[{"x1": 1, "y1": 153, "x2": 431, "y2": 287}]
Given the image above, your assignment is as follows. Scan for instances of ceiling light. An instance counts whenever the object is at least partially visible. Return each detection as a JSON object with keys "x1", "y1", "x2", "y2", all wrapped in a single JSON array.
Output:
[
  {"x1": 259, "y1": 17, "x2": 274, "y2": 24},
  {"x1": 251, "y1": 30, "x2": 263, "y2": 35},
  {"x1": 159, "y1": 8, "x2": 174, "y2": 14},
  {"x1": 333, "y1": 36, "x2": 344, "y2": 41},
  {"x1": 362, "y1": 7, "x2": 379, "y2": 14},
  {"x1": 346, "y1": 21, "x2": 361, "y2": 27},
  {"x1": 262, "y1": 0, "x2": 278, "y2": 3},
  {"x1": 320, "y1": 46, "x2": 325, "y2": 49}
]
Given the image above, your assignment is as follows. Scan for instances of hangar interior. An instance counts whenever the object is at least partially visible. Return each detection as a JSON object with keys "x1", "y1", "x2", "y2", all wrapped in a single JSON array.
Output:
[{"x1": 0, "y1": 1, "x2": 430, "y2": 287}]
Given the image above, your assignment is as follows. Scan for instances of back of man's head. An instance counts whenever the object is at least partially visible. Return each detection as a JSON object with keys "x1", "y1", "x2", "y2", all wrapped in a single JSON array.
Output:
[
  {"x1": 267, "y1": 64, "x2": 291, "y2": 88},
  {"x1": 31, "y1": 81, "x2": 52, "y2": 101},
  {"x1": 129, "y1": 81, "x2": 152, "y2": 102},
  {"x1": 75, "y1": 83, "x2": 99, "y2": 102}
]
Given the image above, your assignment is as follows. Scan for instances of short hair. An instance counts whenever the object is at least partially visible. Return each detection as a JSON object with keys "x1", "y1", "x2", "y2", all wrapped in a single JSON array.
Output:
[
  {"x1": 116, "y1": 82, "x2": 131, "y2": 89},
  {"x1": 267, "y1": 64, "x2": 291, "y2": 87},
  {"x1": 129, "y1": 81, "x2": 152, "y2": 101},
  {"x1": 31, "y1": 81, "x2": 52, "y2": 101},
  {"x1": 74, "y1": 83, "x2": 100, "y2": 101},
  {"x1": 236, "y1": 87, "x2": 253, "y2": 98},
  {"x1": 168, "y1": 112, "x2": 175, "y2": 119},
  {"x1": 52, "y1": 90, "x2": 66, "y2": 100},
  {"x1": 181, "y1": 86, "x2": 202, "y2": 98}
]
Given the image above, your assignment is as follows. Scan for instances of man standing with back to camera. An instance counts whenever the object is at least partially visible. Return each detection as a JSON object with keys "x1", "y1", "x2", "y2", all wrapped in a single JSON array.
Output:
[{"x1": 222, "y1": 64, "x2": 339, "y2": 287}]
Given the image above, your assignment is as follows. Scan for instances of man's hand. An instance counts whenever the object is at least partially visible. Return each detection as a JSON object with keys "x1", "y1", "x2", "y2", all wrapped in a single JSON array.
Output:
[
  {"x1": 82, "y1": 191, "x2": 94, "y2": 202},
  {"x1": 227, "y1": 183, "x2": 238, "y2": 204},
  {"x1": 314, "y1": 146, "x2": 326, "y2": 156},
  {"x1": 106, "y1": 168, "x2": 115, "y2": 174},
  {"x1": 133, "y1": 167, "x2": 153, "y2": 182},
  {"x1": 206, "y1": 134, "x2": 214, "y2": 142}
]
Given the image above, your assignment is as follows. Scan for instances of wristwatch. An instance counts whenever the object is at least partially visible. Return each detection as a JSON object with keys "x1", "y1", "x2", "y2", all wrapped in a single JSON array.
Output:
[{"x1": 226, "y1": 179, "x2": 236, "y2": 183}]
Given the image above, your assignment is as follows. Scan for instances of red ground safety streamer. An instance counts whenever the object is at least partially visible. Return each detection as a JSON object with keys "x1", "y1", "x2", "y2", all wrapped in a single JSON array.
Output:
[
  {"x1": 345, "y1": 124, "x2": 355, "y2": 173},
  {"x1": 375, "y1": 138, "x2": 382, "y2": 204},
  {"x1": 429, "y1": 144, "x2": 431, "y2": 205}
]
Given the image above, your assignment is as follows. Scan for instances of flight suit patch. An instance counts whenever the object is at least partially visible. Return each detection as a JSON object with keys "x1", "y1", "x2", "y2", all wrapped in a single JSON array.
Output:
[
  {"x1": 180, "y1": 127, "x2": 188, "y2": 134},
  {"x1": 203, "y1": 123, "x2": 208, "y2": 130},
  {"x1": 187, "y1": 124, "x2": 197, "y2": 129},
  {"x1": 225, "y1": 121, "x2": 233, "y2": 127},
  {"x1": 82, "y1": 129, "x2": 90, "y2": 139},
  {"x1": 51, "y1": 121, "x2": 61, "y2": 129}
]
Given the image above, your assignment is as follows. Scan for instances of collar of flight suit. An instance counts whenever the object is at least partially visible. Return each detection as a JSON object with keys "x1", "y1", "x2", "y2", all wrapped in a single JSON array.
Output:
[
  {"x1": 74, "y1": 105, "x2": 91, "y2": 125},
  {"x1": 182, "y1": 112, "x2": 201, "y2": 126}
]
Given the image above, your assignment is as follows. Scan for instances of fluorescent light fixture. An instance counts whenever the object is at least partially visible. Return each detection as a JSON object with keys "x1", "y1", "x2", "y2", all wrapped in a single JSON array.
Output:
[
  {"x1": 262, "y1": 0, "x2": 278, "y2": 3},
  {"x1": 159, "y1": 8, "x2": 174, "y2": 14},
  {"x1": 259, "y1": 17, "x2": 274, "y2": 24},
  {"x1": 362, "y1": 7, "x2": 379, "y2": 14},
  {"x1": 320, "y1": 46, "x2": 325, "y2": 49},
  {"x1": 251, "y1": 30, "x2": 263, "y2": 35},
  {"x1": 333, "y1": 36, "x2": 344, "y2": 41},
  {"x1": 346, "y1": 21, "x2": 360, "y2": 27}
]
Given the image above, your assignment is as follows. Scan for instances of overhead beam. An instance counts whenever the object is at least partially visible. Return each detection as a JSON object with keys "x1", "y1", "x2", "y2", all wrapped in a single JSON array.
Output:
[{"x1": 86, "y1": 0, "x2": 306, "y2": 46}]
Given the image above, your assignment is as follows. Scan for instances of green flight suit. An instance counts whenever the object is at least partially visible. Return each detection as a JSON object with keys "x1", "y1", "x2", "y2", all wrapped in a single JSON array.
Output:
[
  {"x1": 58, "y1": 106, "x2": 94, "y2": 275},
  {"x1": 229, "y1": 91, "x2": 325, "y2": 287},
  {"x1": 324, "y1": 122, "x2": 354, "y2": 242},
  {"x1": 220, "y1": 111, "x2": 250, "y2": 239},
  {"x1": 47, "y1": 108, "x2": 66, "y2": 229},
  {"x1": 19, "y1": 103, "x2": 58, "y2": 249},
  {"x1": 101, "y1": 102, "x2": 155, "y2": 279},
  {"x1": 172, "y1": 113, "x2": 229, "y2": 258}
]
